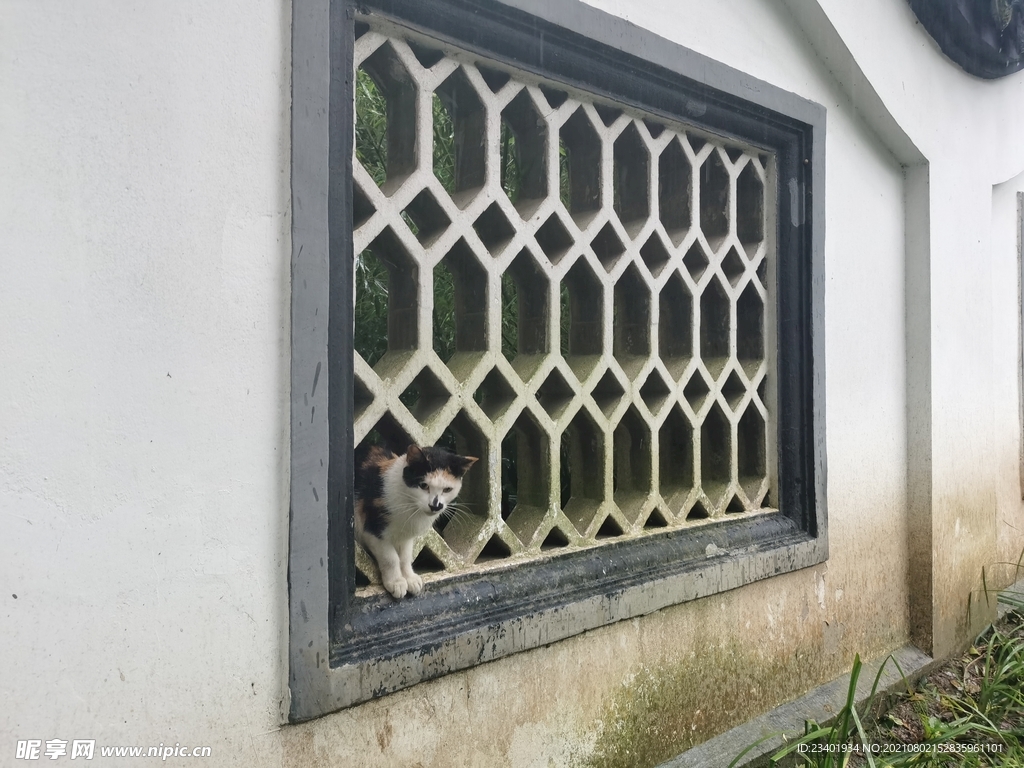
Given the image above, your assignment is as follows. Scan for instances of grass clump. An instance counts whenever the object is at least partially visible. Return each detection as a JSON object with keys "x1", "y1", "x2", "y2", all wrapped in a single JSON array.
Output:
[{"x1": 732, "y1": 605, "x2": 1024, "y2": 767}]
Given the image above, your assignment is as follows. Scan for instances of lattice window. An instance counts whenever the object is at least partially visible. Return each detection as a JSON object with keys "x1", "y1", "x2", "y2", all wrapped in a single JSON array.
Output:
[
  {"x1": 287, "y1": 0, "x2": 824, "y2": 718},
  {"x1": 352, "y1": 21, "x2": 775, "y2": 589}
]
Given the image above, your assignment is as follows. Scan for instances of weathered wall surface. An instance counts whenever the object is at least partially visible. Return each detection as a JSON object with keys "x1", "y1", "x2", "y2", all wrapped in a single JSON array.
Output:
[
  {"x1": 2, "y1": 0, "x2": 1022, "y2": 766},
  {"x1": 1, "y1": 0, "x2": 294, "y2": 761},
  {"x1": 804, "y1": 0, "x2": 1024, "y2": 657},
  {"x1": 991, "y1": 172, "x2": 1024, "y2": 584}
]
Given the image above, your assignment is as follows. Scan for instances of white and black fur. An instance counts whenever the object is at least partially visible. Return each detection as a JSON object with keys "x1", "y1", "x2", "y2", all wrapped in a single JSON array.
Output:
[{"x1": 355, "y1": 444, "x2": 477, "y2": 599}]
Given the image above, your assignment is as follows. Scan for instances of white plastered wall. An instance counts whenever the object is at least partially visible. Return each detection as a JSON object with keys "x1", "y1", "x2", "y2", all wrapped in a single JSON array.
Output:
[
  {"x1": 1, "y1": 0, "x2": 294, "y2": 760},
  {"x1": 2, "y1": 0, "x2": 1022, "y2": 765},
  {"x1": 991, "y1": 172, "x2": 1024, "y2": 577},
  {"x1": 800, "y1": 0, "x2": 1024, "y2": 654}
]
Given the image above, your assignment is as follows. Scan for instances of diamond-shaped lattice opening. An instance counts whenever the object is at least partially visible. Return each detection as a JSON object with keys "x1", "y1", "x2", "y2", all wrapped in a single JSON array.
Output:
[
  {"x1": 356, "y1": 43, "x2": 417, "y2": 191},
  {"x1": 562, "y1": 258, "x2": 603, "y2": 377},
  {"x1": 353, "y1": 182, "x2": 376, "y2": 228},
  {"x1": 640, "y1": 233, "x2": 671, "y2": 277},
  {"x1": 699, "y1": 149, "x2": 730, "y2": 245},
  {"x1": 737, "y1": 161, "x2": 764, "y2": 254},
  {"x1": 355, "y1": 228, "x2": 418, "y2": 369},
  {"x1": 701, "y1": 404, "x2": 732, "y2": 507},
  {"x1": 354, "y1": 375, "x2": 374, "y2": 420},
  {"x1": 535, "y1": 213, "x2": 574, "y2": 264},
  {"x1": 660, "y1": 272, "x2": 693, "y2": 380},
  {"x1": 398, "y1": 367, "x2": 451, "y2": 423},
  {"x1": 700, "y1": 276, "x2": 731, "y2": 379},
  {"x1": 659, "y1": 405, "x2": 694, "y2": 513},
  {"x1": 592, "y1": 368, "x2": 626, "y2": 417},
  {"x1": 644, "y1": 119, "x2": 665, "y2": 139},
  {"x1": 640, "y1": 370, "x2": 672, "y2": 414},
  {"x1": 683, "y1": 371, "x2": 711, "y2": 412},
  {"x1": 591, "y1": 222, "x2": 626, "y2": 272},
  {"x1": 411, "y1": 547, "x2": 446, "y2": 574},
  {"x1": 613, "y1": 406, "x2": 652, "y2": 523},
  {"x1": 474, "y1": 367, "x2": 516, "y2": 421},
  {"x1": 721, "y1": 370, "x2": 746, "y2": 412},
  {"x1": 472, "y1": 201, "x2": 515, "y2": 256},
  {"x1": 433, "y1": 239, "x2": 488, "y2": 365},
  {"x1": 476, "y1": 63, "x2": 511, "y2": 92},
  {"x1": 561, "y1": 409, "x2": 605, "y2": 534},
  {"x1": 500, "y1": 90, "x2": 548, "y2": 215},
  {"x1": 537, "y1": 367, "x2": 574, "y2": 419},
  {"x1": 613, "y1": 264, "x2": 651, "y2": 379},
  {"x1": 594, "y1": 103, "x2": 623, "y2": 127},
  {"x1": 476, "y1": 535, "x2": 513, "y2": 563},
  {"x1": 502, "y1": 411, "x2": 551, "y2": 543},
  {"x1": 684, "y1": 242, "x2": 710, "y2": 282},
  {"x1": 687, "y1": 501, "x2": 710, "y2": 520},
  {"x1": 502, "y1": 249, "x2": 550, "y2": 369},
  {"x1": 406, "y1": 39, "x2": 444, "y2": 69},
  {"x1": 721, "y1": 247, "x2": 746, "y2": 287},
  {"x1": 402, "y1": 189, "x2": 450, "y2": 246},
  {"x1": 643, "y1": 508, "x2": 670, "y2": 529},
  {"x1": 559, "y1": 108, "x2": 602, "y2": 226},
  {"x1": 613, "y1": 122, "x2": 650, "y2": 232},
  {"x1": 737, "y1": 282, "x2": 764, "y2": 376},
  {"x1": 433, "y1": 68, "x2": 486, "y2": 206},
  {"x1": 355, "y1": 563, "x2": 373, "y2": 587},
  {"x1": 659, "y1": 138, "x2": 691, "y2": 245},
  {"x1": 738, "y1": 404, "x2": 767, "y2": 504},
  {"x1": 539, "y1": 84, "x2": 568, "y2": 108},
  {"x1": 434, "y1": 412, "x2": 489, "y2": 550},
  {"x1": 540, "y1": 526, "x2": 570, "y2": 550},
  {"x1": 595, "y1": 515, "x2": 624, "y2": 539},
  {"x1": 359, "y1": 411, "x2": 414, "y2": 457}
]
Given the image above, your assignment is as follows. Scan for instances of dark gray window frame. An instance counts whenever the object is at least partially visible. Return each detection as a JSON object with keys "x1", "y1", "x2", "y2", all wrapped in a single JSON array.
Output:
[
  {"x1": 289, "y1": 0, "x2": 827, "y2": 721},
  {"x1": 1019, "y1": 191, "x2": 1024, "y2": 499}
]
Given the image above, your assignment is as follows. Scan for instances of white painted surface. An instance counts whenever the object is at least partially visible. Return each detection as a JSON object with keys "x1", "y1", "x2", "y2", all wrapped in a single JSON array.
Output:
[
  {"x1": 1, "y1": 0, "x2": 292, "y2": 761},
  {"x1": 2, "y1": 0, "x2": 1023, "y2": 765},
  {"x1": 991, "y1": 173, "x2": 1024, "y2": 574}
]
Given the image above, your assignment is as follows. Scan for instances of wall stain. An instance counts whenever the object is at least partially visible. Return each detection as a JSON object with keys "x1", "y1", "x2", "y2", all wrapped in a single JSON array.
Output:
[
  {"x1": 374, "y1": 711, "x2": 393, "y2": 753},
  {"x1": 577, "y1": 637, "x2": 825, "y2": 768}
]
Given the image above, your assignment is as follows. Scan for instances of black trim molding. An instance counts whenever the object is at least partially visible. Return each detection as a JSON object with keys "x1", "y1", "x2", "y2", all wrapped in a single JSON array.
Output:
[{"x1": 288, "y1": 0, "x2": 827, "y2": 720}]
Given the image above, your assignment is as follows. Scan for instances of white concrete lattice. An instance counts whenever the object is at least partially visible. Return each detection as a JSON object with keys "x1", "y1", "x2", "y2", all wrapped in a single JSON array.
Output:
[{"x1": 352, "y1": 20, "x2": 776, "y2": 588}]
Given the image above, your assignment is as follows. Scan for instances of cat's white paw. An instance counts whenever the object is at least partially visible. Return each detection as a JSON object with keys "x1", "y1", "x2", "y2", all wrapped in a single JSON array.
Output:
[
  {"x1": 405, "y1": 573, "x2": 423, "y2": 595},
  {"x1": 384, "y1": 577, "x2": 408, "y2": 599}
]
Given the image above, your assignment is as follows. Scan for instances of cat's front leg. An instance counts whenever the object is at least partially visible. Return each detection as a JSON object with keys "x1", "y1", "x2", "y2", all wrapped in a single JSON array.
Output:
[
  {"x1": 362, "y1": 535, "x2": 408, "y2": 599},
  {"x1": 398, "y1": 538, "x2": 423, "y2": 596}
]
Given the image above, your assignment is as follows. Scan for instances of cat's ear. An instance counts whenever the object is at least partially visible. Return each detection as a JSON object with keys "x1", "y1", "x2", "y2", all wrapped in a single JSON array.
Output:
[
  {"x1": 406, "y1": 444, "x2": 425, "y2": 463},
  {"x1": 455, "y1": 455, "x2": 478, "y2": 475}
]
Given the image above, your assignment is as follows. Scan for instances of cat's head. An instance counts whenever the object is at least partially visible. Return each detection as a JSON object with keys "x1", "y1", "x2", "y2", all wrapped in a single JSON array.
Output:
[{"x1": 402, "y1": 444, "x2": 478, "y2": 516}]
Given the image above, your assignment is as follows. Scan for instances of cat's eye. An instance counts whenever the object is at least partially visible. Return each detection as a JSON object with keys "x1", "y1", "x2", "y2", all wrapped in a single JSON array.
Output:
[
  {"x1": 443, "y1": 487, "x2": 453, "y2": 493},
  {"x1": 419, "y1": 482, "x2": 428, "y2": 490}
]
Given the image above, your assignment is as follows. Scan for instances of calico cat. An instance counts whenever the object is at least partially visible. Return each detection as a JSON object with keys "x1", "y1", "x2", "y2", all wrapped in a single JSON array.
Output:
[{"x1": 355, "y1": 444, "x2": 477, "y2": 599}]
